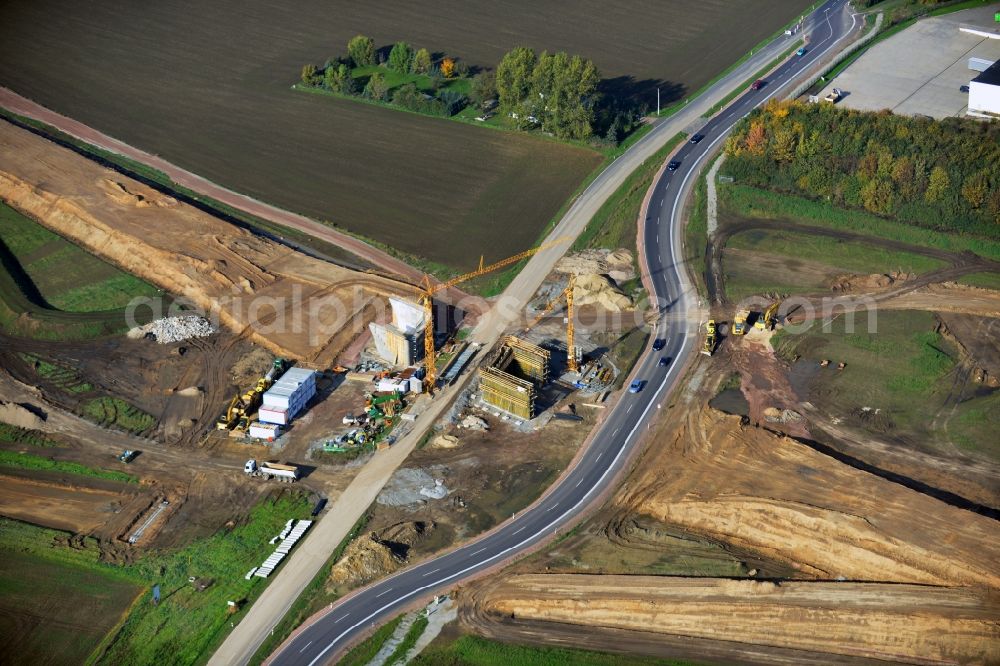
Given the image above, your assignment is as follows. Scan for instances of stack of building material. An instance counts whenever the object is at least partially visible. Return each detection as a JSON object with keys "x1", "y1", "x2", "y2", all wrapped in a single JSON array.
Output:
[
  {"x1": 254, "y1": 552, "x2": 286, "y2": 578},
  {"x1": 276, "y1": 520, "x2": 311, "y2": 555},
  {"x1": 260, "y1": 367, "x2": 317, "y2": 425},
  {"x1": 254, "y1": 519, "x2": 313, "y2": 578}
]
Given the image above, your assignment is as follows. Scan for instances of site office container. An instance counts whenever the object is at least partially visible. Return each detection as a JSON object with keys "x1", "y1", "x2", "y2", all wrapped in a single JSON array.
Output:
[{"x1": 249, "y1": 422, "x2": 282, "y2": 440}]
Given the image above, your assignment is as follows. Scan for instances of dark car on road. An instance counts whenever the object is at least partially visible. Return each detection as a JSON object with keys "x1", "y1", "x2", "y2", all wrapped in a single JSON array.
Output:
[
  {"x1": 689, "y1": 133, "x2": 705, "y2": 144},
  {"x1": 667, "y1": 161, "x2": 681, "y2": 171},
  {"x1": 629, "y1": 380, "x2": 645, "y2": 393},
  {"x1": 751, "y1": 79, "x2": 765, "y2": 91},
  {"x1": 652, "y1": 338, "x2": 666, "y2": 351},
  {"x1": 659, "y1": 357, "x2": 671, "y2": 367}
]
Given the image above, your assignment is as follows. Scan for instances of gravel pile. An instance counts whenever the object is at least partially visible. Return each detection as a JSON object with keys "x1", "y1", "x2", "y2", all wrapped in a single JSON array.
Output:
[{"x1": 128, "y1": 315, "x2": 216, "y2": 344}]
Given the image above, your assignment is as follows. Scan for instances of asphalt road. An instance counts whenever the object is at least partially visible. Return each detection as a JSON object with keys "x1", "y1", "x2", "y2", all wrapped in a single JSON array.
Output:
[{"x1": 275, "y1": 3, "x2": 856, "y2": 663}]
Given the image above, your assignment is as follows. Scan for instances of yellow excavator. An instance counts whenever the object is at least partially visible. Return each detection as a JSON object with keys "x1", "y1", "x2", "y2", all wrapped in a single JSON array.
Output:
[
  {"x1": 216, "y1": 395, "x2": 243, "y2": 430},
  {"x1": 702, "y1": 319, "x2": 717, "y2": 356},
  {"x1": 755, "y1": 301, "x2": 781, "y2": 331}
]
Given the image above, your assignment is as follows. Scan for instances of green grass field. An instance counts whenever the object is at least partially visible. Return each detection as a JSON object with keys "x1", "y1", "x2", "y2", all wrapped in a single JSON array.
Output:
[
  {"x1": 412, "y1": 635, "x2": 698, "y2": 666},
  {"x1": 721, "y1": 226, "x2": 949, "y2": 301},
  {"x1": 0, "y1": 450, "x2": 137, "y2": 484},
  {"x1": 95, "y1": 493, "x2": 312, "y2": 665},
  {"x1": 0, "y1": 522, "x2": 141, "y2": 666},
  {"x1": 772, "y1": 310, "x2": 999, "y2": 461},
  {"x1": 958, "y1": 272, "x2": 1000, "y2": 291},
  {"x1": 0, "y1": 422, "x2": 59, "y2": 448},
  {"x1": 720, "y1": 185, "x2": 1000, "y2": 262},
  {"x1": 80, "y1": 397, "x2": 157, "y2": 435},
  {"x1": 727, "y1": 228, "x2": 947, "y2": 276},
  {"x1": 0, "y1": 202, "x2": 158, "y2": 312}
]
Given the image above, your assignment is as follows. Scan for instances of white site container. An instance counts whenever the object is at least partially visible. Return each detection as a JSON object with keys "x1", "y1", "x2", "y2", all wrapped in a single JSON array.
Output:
[
  {"x1": 258, "y1": 407, "x2": 289, "y2": 426},
  {"x1": 249, "y1": 422, "x2": 282, "y2": 441},
  {"x1": 377, "y1": 379, "x2": 405, "y2": 393},
  {"x1": 263, "y1": 368, "x2": 317, "y2": 411}
]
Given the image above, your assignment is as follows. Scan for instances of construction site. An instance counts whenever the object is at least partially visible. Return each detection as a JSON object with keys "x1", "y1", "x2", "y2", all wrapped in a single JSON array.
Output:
[
  {"x1": 3, "y1": 38, "x2": 1000, "y2": 662},
  {"x1": 0, "y1": 107, "x2": 660, "y2": 664}
]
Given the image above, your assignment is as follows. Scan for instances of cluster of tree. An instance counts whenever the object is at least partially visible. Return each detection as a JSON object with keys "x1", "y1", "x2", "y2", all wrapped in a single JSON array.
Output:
[
  {"x1": 724, "y1": 101, "x2": 1000, "y2": 235},
  {"x1": 300, "y1": 34, "x2": 470, "y2": 117},
  {"x1": 495, "y1": 47, "x2": 601, "y2": 140},
  {"x1": 301, "y1": 37, "x2": 643, "y2": 146}
]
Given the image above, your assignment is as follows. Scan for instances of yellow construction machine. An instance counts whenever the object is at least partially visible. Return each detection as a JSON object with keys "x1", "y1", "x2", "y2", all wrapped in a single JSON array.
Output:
[
  {"x1": 702, "y1": 319, "x2": 717, "y2": 356},
  {"x1": 732, "y1": 309, "x2": 750, "y2": 336},
  {"x1": 216, "y1": 395, "x2": 243, "y2": 430},
  {"x1": 755, "y1": 301, "x2": 781, "y2": 331}
]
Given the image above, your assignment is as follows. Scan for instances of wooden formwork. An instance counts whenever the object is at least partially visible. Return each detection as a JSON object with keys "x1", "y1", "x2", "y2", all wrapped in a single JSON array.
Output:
[
  {"x1": 478, "y1": 336, "x2": 550, "y2": 419},
  {"x1": 480, "y1": 366, "x2": 536, "y2": 420}
]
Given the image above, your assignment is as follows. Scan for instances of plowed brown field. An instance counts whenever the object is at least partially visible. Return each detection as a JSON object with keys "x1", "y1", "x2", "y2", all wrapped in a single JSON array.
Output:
[{"x1": 0, "y1": 0, "x2": 811, "y2": 268}]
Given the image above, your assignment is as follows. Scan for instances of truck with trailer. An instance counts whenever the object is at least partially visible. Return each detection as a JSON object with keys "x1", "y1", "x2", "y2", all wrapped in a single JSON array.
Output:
[{"x1": 244, "y1": 459, "x2": 299, "y2": 482}]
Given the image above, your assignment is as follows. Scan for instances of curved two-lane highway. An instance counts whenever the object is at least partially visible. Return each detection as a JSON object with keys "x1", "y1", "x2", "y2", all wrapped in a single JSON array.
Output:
[{"x1": 276, "y1": 3, "x2": 855, "y2": 663}]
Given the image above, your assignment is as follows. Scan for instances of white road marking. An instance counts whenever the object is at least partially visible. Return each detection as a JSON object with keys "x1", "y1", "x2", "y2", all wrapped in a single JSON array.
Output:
[
  {"x1": 546, "y1": 503, "x2": 560, "y2": 512},
  {"x1": 471, "y1": 547, "x2": 487, "y2": 556},
  {"x1": 335, "y1": 614, "x2": 350, "y2": 623},
  {"x1": 376, "y1": 589, "x2": 392, "y2": 598},
  {"x1": 300, "y1": 7, "x2": 856, "y2": 666},
  {"x1": 513, "y1": 525, "x2": 526, "y2": 534},
  {"x1": 422, "y1": 568, "x2": 440, "y2": 577},
  {"x1": 300, "y1": 641, "x2": 313, "y2": 653}
]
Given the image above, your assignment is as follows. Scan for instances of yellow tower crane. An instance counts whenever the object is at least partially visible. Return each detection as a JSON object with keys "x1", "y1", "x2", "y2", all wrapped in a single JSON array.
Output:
[
  {"x1": 418, "y1": 237, "x2": 568, "y2": 392},
  {"x1": 523, "y1": 274, "x2": 578, "y2": 373}
]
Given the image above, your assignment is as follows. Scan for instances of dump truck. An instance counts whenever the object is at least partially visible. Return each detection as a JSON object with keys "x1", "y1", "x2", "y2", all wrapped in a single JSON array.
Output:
[
  {"x1": 244, "y1": 459, "x2": 299, "y2": 482},
  {"x1": 733, "y1": 310, "x2": 750, "y2": 336}
]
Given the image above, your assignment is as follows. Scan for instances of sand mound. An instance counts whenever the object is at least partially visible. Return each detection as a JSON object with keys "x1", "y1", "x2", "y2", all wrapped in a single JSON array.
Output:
[
  {"x1": 573, "y1": 273, "x2": 633, "y2": 312},
  {"x1": 829, "y1": 271, "x2": 913, "y2": 293},
  {"x1": 328, "y1": 522, "x2": 433, "y2": 587},
  {"x1": 431, "y1": 434, "x2": 460, "y2": 449},
  {"x1": 329, "y1": 533, "x2": 404, "y2": 587},
  {"x1": 0, "y1": 401, "x2": 45, "y2": 429},
  {"x1": 556, "y1": 248, "x2": 636, "y2": 284}
]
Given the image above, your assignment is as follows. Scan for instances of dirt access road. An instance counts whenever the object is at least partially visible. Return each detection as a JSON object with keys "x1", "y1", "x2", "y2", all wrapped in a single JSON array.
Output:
[{"x1": 0, "y1": 88, "x2": 422, "y2": 283}]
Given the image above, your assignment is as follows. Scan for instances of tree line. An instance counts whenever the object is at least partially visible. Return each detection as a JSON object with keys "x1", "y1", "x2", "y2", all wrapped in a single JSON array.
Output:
[
  {"x1": 300, "y1": 35, "x2": 643, "y2": 145},
  {"x1": 724, "y1": 102, "x2": 1000, "y2": 236}
]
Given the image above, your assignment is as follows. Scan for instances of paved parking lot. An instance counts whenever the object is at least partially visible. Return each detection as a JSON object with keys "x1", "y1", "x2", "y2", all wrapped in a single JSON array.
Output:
[{"x1": 819, "y1": 6, "x2": 1000, "y2": 118}]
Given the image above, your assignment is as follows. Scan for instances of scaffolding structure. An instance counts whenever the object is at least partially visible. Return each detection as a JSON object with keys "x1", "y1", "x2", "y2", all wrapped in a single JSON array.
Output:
[{"x1": 479, "y1": 336, "x2": 550, "y2": 419}]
